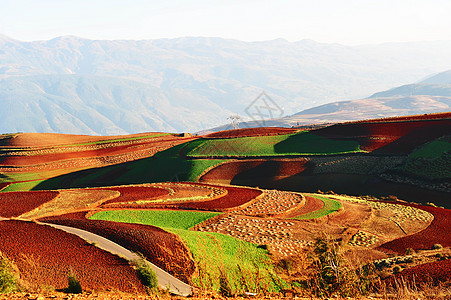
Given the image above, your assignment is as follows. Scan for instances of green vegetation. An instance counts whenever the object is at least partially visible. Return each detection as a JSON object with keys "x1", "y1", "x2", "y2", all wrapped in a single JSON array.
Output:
[
  {"x1": 409, "y1": 137, "x2": 451, "y2": 159},
  {"x1": 0, "y1": 253, "x2": 19, "y2": 293},
  {"x1": 1, "y1": 180, "x2": 46, "y2": 192},
  {"x1": 185, "y1": 131, "x2": 363, "y2": 157},
  {"x1": 306, "y1": 237, "x2": 376, "y2": 298},
  {"x1": 90, "y1": 210, "x2": 220, "y2": 230},
  {"x1": 133, "y1": 258, "x2": 158, "y2": 292},
  {"x1": 293, "y1": 195, "x2": 341, "y2": 220},
  {"x1": 168, "y1": 229, "x2": 285, "y2": 294},
  {"x1": 65, "y1": 272, "x2": 82, "y2": 294},
  {"x1": 93, "y1": 210, "x2": 285, "y2": 294},
  {"x1": 400, "y1": 136, "x2": 451, "y2": 179}
]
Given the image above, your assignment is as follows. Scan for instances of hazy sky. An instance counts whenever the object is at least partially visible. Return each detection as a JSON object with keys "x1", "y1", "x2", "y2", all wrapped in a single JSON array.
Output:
[{"x1": 1, "y1": 0, "x2": 450, "y2": 45}]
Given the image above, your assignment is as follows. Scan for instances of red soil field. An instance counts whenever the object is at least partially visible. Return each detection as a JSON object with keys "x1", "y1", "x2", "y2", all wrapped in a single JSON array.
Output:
[
  {"x1": 0, "y1": 191, "x2": 59, "y2": 218},
  {"x1": 97, "y1": 186, "x2": 170, "y2": 205},
  {"x1": 0, "y1": 220, "x2": 144, "y2": 292},
  {"x1": 377, "y1": 204, "x2": 451, "y2": 254},
  {"x1": 41, "y1": 212, "x2": 195, "y2": 283},
  {"x1": 313, "y1": 117, "x2": 451, "y2": 153},
  {"x1": 200, "y1": 159, "x2": 311, "y2": 183},
  {"x1": 348, "y1": 112, "x2": 451, "y2": 124},
  {"x1": 387, "y1": 259, "x2": 451, "y2": 286},
  {"x1": 0, "y1": 132, "x2": 166, "y2": 147},
  {"x1": 177, "y1": 185, "x2": 263, "y2": 211},
  {"x1": 203, "y1": 127, "x2": 299, "y2": 139},
  {"x1": 0, "y1": 135, "x2": 195, "y2": 167},
  {"x1": 0, "y1": 182, "x2": 10, "y2": 190},
  {"x1": 284, "y1": 195, "x2": 324, "y2": 218}
]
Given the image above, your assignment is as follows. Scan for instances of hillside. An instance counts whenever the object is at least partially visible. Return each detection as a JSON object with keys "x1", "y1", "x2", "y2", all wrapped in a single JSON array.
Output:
[
  {"x1": 204, "y1": 70, "x2": 451, "y2": 133},
  {"x1": 2, "y1": 35, "x2": 451, "y2": 134},
  {"x1": 0, "y1": 113, "x2": 450, "y2": 298}
]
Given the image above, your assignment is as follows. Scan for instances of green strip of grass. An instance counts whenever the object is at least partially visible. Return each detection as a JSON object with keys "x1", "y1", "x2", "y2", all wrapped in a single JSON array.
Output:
[
  {"x1": 91, "y1": 209, "x2": 286, "y2": 293},
  {"x1": 90, "y1": 210, "x2": 220, "y2": 230},
  {"x1": 1, "y1": 180, "x2": 46, "y2": 192},
  {"x1": 409, "y1": 138, "x2": 451, "y2": 159},
  {"x1": 186, "y1": 131, "x2": 363, "y2": 157},
  {"x1": 293, "y1": 195, "x2": 342, "y2": 220}
]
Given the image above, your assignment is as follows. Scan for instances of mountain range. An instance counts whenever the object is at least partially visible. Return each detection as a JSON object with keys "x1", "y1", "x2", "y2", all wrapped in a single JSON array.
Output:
[{"x1": 1, "y1": 34, "x2": 451, "y2": 134}]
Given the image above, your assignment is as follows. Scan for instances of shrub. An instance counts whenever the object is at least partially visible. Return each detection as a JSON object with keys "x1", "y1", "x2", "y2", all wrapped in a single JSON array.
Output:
[
  {"x1": 308, "y1": 237, "x2": 377, "y2": 298},
  {"x1": 431, "y1": 244, "x2": 443, "y2": 250},
  {"x1": 65, "y1": 272, "x2": 82, "y2": 294},
  {"x1": 404, "y1": 248, "x2": 415, "y2": 255},
  {"x1": 0, "y1": 253, "x2": 19, "y2": 293},
  {"x1": 134, "y1": 258, "x2": 158, "y2": 292},
  {"x1": 392, "y1": 266, "x2": 402, "y2": 274}
]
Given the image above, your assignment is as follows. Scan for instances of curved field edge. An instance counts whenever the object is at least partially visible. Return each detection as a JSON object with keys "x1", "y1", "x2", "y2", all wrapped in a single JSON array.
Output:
[
  {"x1": 184, "y1": 131, "x2": 364, "y2": 157},
  {"x1": 292, "y1": 194, "x2": 341, "y2": 220},
  {"x1": 377, "y1": 204, "x2": 451, "y2": 253},
  {"x1": 0, "y1": 220, "x2": 145, "y2": 293},
  {"x1": 41, "y1": 212, "x2": 196, "y2": 283},
  {"x1": 90, "y1": 210, "x2": 221, "y2": 230},
  {"x1": 89, "y1": 210, "x2": 286, "y2": 293}
]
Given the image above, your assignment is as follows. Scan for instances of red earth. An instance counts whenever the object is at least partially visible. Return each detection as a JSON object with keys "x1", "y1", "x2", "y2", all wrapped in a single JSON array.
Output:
[
  {"x1": 377, "y1": 204, "x2": 451, "y2": 254},
  {"x1": 0, "y1": 191, "x2": 59, "y2": 218},
  {"x1": 387, "y1": 259, "x2": 451, "y2": 286},
  {"x1": 0, "y1": 132, "x2": 167, "y2": 147},
  {"x1": 283, "y1": 195, "x2": 324, "y2": 218},
  {"x1": 200, "y1": 159, "x2": 312, "y2": 183},
  {"x1": 203, "y1": 127, "x2": 299, "y2": 139},
  {"x1": 313, "y1": 115, "x2": 451, "y2": 153},
  {"x1": 41, "y1": 212, "x2": 195, "y2": 283},
  {"x1": 97, "y1": 186, "x2": 170, "y2": 205},
  {"x1": 174, "y1": 184, "x2": 263, "y2": 211},
  {"x1": 0, "y1": 135, "x2": 195, "y2": 167},
  {"x1": 0, "y1": 220, "x2": 145, "y2": 293}
]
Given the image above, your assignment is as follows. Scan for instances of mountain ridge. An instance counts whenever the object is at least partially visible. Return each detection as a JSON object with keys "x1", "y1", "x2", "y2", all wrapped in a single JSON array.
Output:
[{"x1": 2, "y1": 35, "x2": 451, "y2": 134}]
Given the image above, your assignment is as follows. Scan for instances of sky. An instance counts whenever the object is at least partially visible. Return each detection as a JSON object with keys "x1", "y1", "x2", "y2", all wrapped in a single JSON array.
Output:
[{"x1": 1, "y1": 0, "x2": 451, "y2": 45}]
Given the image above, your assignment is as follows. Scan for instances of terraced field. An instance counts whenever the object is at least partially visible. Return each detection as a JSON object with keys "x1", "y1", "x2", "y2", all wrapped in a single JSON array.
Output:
[{"x1": 0, "y1": 113, "x2": 450, "y2": 297}]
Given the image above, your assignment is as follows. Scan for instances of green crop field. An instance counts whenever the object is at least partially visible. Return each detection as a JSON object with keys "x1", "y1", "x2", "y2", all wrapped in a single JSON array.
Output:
[
  {"x1": 293, "y1": 194, "x2": 342, "y2": 220},
  {"x1": 90, "y1": 210, "x2": 220, "y2": 229},
  {"x1": 409, "y1": 137, "x2": 451, "y2": 159},
  {"x1": 399, "y1": 136, "x2": 451, "y2": 179},
  {"x1": 92, "y1": 209, "x2": 285, "y2": 293},
  {"x1": 185, "y1": 131, "x2": 363, "y2": 157}
]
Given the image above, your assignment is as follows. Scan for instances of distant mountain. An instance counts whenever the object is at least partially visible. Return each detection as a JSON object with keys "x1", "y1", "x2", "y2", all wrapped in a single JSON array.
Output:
[
  {"x1": 2, "y1": 35, "x2": 451, "y2": 134},
  {"x1": 203, "y1": 69, "x2": 451, "y2": 133}
]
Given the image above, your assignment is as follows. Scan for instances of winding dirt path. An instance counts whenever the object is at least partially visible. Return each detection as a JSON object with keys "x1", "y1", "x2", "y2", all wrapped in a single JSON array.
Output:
[{"x1": 40, "y1": 222, "x2": 192, "y2": 296}]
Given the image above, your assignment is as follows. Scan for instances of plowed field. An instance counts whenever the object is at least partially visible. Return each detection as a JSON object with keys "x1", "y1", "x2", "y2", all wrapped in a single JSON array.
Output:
[
  {"x1": 0, "y1": 191, "x2": 59, "y2": 218},
  {"x1": 200, "y1": 159, "x2": 311, "y2": 183},
  {"x1": 41, "y1": 212, "x2": 195, "y2": 283},
  {"x1": 388, "y1": 259, "x2": 451, "y2": 285},
  {"x1": 377, "y1": 204, "x2": 451, "y2": 253},
  {"x1": 0, "y1": 220, "x2": 144, "y2": 293},
  {"x1": 203, "y1": 127, "x2": 299, "y2": 139}
]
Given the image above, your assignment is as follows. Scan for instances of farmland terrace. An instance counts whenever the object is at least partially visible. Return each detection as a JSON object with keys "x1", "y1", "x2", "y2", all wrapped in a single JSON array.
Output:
[{"x1": 0, "y1": 113, "x2": 450, "y2": 298}]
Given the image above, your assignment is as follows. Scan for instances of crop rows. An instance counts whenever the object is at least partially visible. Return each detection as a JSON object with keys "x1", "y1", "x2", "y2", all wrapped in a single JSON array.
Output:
[
  {"x1": 196, "y1": 215, "x2": 311, "y2": 257},
  {"x1": 203, "y1": 127, "x2": 299, "y2": 139},
  {"x1": 378, "y1": 204, "x2": 451, "y2": 253},
  {"x1": 232, "y1": 189, "x2": 305, "y2": 216},
  {"x1": 20, "y1": 189, "x2": 120, "y2": 219}
]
